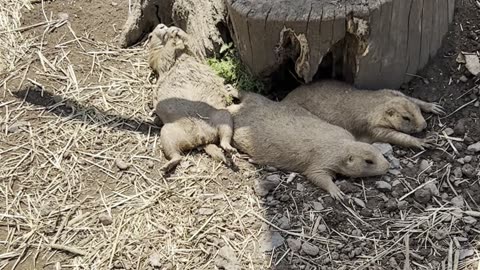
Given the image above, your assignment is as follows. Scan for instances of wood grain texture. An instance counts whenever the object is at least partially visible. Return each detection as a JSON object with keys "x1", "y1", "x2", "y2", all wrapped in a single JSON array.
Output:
[{"x1": 226, "y1": 0, "x2": 455, "y2": 90}]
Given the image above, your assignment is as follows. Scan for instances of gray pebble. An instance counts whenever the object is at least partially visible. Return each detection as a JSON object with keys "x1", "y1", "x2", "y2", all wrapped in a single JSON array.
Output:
[
  {"x1": 453, "y1": 167, "x2": 463, "y2": 178},
  {"x1": 115, "y1": 158, "x2": 130, "y2": 170},
  {"x1": 98, "y1": 213, "x2": 113, "y2": 225},
  {"x1": 444, "y1": 128, "x2": 454, "y2": 136},
  {"x1": 376, "y1": 181, "x2": 392, "y2": 192},
  {"x1": 414, "y1": 188, "x2": 432, "y2": 204},
  {"x1": 462, "y1": 164, "x2": 476, "y2": 178},
  {"x1": 259, "y1": 231, "x2": 284, "y2": 252},
  {"x1": 467, "y1": 142, "x2": 480, "y2": 152},
  {"x1": 397, "y1": 201, "x2": 408, "y2": 210},
  {"x1": 301, "y1": 242, "x2": 319, "y2": 256},
  {"x1": 451, "y1": 195, "x2": 465, "y2": 208},
  {"x1": 418, "y1": 159, "x2": 431, "y2": 173},
  {"x1": 372, "y1": 143, "x2": 393, "y2": 156},
  {"x1": 312, "y1": 201, "x2": 324, "y2": 211},
  {"x1": 464, "y1": 155, "x2": 473, "y2": 163},
  {"x1": 287, "y1": 238, "x2": 301, "y2": 252}
]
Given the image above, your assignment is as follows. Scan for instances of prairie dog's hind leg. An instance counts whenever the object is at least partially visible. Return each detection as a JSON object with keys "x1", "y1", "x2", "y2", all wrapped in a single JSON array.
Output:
[
  {"x1": 203, "y1": 144, "x2": 228, "y2": 164},
  {"x1": 159, "y1": 123, "x2": 194, "y2": 173},
  {"x1": 210, "y1": 109, "x2": 237, "y2": 154}
]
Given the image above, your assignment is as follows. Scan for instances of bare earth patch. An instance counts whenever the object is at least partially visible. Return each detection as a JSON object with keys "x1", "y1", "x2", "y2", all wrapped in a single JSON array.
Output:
[{"x1": 0, "y1": 0, "x2": 479, "y2": 270}]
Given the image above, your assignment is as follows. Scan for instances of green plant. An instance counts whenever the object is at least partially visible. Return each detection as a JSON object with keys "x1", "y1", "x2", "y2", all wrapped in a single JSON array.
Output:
[{"x1": 207, "y1": 43, "x2": 265, "y2": 94}]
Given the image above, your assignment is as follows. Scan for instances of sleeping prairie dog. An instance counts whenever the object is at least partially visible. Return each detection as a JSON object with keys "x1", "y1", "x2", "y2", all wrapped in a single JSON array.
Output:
[
  {"x1": 282, "y1": 80, "x2": 444, "y2": 149},
  {"x1": 148, "y1": 24, "x2": 238, "y2": 173},
  {"x1": 229, "y1": 92, "x2": 390, "y2": 200}
]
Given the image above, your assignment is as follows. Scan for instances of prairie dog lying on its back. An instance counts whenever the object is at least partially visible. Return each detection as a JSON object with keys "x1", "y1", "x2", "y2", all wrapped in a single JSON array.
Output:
[
  {"x1": 148, "y1": 24, "x2": 238, "y2": 172},
  {"x1": 229, "y1": 92, "x2": 390, "y2": 200},
  {"x1": 282, "y1": 80, "x2": 444, "y2": 149}
]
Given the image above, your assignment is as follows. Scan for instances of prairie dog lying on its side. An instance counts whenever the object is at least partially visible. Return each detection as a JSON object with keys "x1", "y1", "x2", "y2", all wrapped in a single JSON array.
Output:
[
  {"x1": 148, "y1": 24, "x2": 238, "y2": 172},
  {"x1": 229, "y1": 92, "x2": 390, "y2": 200},
  {"x1": 282, "y1": 80, "x2": 444, "y2": 149}
]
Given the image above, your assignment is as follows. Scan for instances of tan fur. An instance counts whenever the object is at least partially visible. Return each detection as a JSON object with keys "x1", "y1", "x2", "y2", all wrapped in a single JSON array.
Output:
[
  {"x1": 282, "y1": 80, "x2": 445, "y2": 149},
  {"x1": 148, "y1": 24, "x2": 237, "y2": 172},
  {"x1": 229, "y1": 92, "x2": 390, "y2": 200}
]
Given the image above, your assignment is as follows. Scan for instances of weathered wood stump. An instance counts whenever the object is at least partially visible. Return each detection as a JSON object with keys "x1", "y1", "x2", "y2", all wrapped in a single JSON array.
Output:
[
  {"x1": 119, "y1": 0, "x2": 228, "y2": 57},
  {"x1": 226, "y1": 0, "x2": 456, "y2": 89}
]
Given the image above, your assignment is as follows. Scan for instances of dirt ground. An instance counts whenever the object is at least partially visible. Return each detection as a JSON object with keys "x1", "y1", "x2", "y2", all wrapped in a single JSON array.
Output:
[{"x1": 0, "y1": 0, "x2": 479, "y2": 269}]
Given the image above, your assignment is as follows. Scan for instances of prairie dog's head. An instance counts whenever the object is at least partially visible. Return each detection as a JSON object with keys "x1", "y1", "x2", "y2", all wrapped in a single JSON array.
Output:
[
  {"x1": 147, "y1": 24, "x2": 188, "y2": 75},
  {"x1": 337, "y1": 142, "x2": 390, "y2": 177},
  {"x1": 380, "y1": 97, "x2": 427, "y2": 133}
]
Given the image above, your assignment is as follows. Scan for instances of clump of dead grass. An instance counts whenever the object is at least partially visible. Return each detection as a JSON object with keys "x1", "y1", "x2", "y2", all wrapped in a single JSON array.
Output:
[{"x1": 0, "y1": 0, "x2": 33, "y2": 75}]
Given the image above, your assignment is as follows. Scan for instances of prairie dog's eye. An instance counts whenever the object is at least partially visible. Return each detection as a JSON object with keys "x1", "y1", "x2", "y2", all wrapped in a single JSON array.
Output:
[
  {"x1": 365, "y1": 159, "x2": 374, "y2": 165},
  {"x1": 402, "y1": 116, "x2": 411, "y2": 122}
]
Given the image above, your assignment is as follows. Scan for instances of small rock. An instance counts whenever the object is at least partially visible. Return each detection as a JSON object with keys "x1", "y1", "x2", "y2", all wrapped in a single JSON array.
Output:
[
  {"x1": 453, "y1": 167, "x2": 463, "y2": 178},
  {"x1": 98, "y1": 213, "x2": 113, "y2": 225},
  {"x1": 467, "y1": 142, "x2": 480, "y2": 152},
  {"x1": 474, "y1": 100, "x2": 479, "y2": 107},
  {"x1": 57, "y1": 12, "x2": 69, "y2": 21},
  {"x1": 317, "y1": 224, "x2": 327, "y2": 233},
  {"x1": 259, "y1": 231, "x2": 284, "y2": 252},
  {"x1": 463, "y1": 216, "x2": 477, "y2": 225},
  {"x1": 418, "y1": 159, "x2": 431, "y2": 173},
  {"x1": 459, "y1": 249, "x2": 475, "y2": 260},
  {"x1": 459, "y1": 75, "x2": 469, "y2": 83},
  {"x1": 115, "y1": 158, "x2": 130, "y2": 170},
  {"x1": 296, "y1": 183, "x2": 305, "y2": 192},
  {"x1": 301, "y1": 242, "x2": 320, "y2": 256},
  {"x1": 457, "y1": 158, "x2": 465, "y2": 165},
  {"x1": 264, "y1": 166, "x2": 277, "y2": 172},
  {"x1": 389, "y1": 157, "x2": 401, "y2": 169},
  {"x1": 424, "y1": 182, "x2": 440, "y2": 197},
  {"x1": 414, "y1": 188, "x2": 432, "y2": 204},
  {"x1": 198, "y1": 208, "x2": 214, "y2": 215},
  {"x1": 444, "y1": 128, "x2": 454, "y2": 136},
  {"x1": 360, "y1": 208, "x2": 373, "y2": 217},
  {"x1": 277, "y1": 216, "x2": 290, "y2": 230},
  {"x1": 462, "y1": 164, "x2": 476, "y2": 178},
  {"x1": 215, "y1": 246, "x2": 240, "y2": 270},
  {"x1": 451, "y1": 195, "x2": 465, "y2": 208},
  {"x1": 146, "y1": 160, "x2": 155, "y2": 169},
  {"x1": 375, "y1": 181, "x2": 392, "y2": 192},
  {"x1": 465, "y1": 54, "x2": 480, "y2": 76},
  {"x1": 287, "y1": 238, "x2": 301, "y2": 252},
  {"x1": 388, "y1": 169, "x2": 402, "y2": 176},
  {"x1": 392, "y1": 179, "x2": 402, "y2": 187},
  {"x1": 7, "y1": 121, "x2": 29, "y2": 133},
  {"x1": 352, "y1": 197, "x2": 366, "y2": 208},
  {"x1": 397, "y1": 201, "x2": 408, "y2": 210},
  {"x1": 312, "y1": 201, "x2": 324, "y2": 211},
  {"x1": 385, "y1": 200, "x2": 397, "y2": 212},
  {"x1": 464, "y1": 155, "x2": 473, "y2": 163},
  {"x1": 373, "y1": 143, "x2": 393, "y2": 156},
  {"x1": 149, "y1": 253, "x2": 162, "y2": 268},
  {"x1": 433, "y1": 229, "x2": 448, "y2": 240},
  {"x1": 111, "y1": 1, "x2": 118, "y2": 6},
  {"x1": 254, "y1": 175, "x2": 280, "y2": 197},
  {"x1": 454, "y1": 119, "x2": 467, "y2": 135}
]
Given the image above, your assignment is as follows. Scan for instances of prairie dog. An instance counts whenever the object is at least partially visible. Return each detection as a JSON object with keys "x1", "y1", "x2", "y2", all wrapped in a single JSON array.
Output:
[
  {"x1": 282, "y1": 80, "x2": 444, "y2": 149},
  {"x1": 229, "y1": 92, "x2": 390, "y2": 200},
  {"x1": 148, "y1": 24, "x2": 237, "y2": 172}
]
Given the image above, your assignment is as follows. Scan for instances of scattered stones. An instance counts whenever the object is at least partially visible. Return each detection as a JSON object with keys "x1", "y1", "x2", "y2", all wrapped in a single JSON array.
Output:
[
  {"x1": 453, "y1": 167, "x2": 463, "y2": 178},
  {"x1": 424, "y1": 181, "x2": 440, "y2": 197},
  {"x1": 451, "y1": 195, "x2": 465, "y2": 208},
  {"x1": 462, "y1": 164, "x2": 476, "y2": 178},
  {"x1": 414, "y1": 188, "x2": 432, "y2": 204},
  {"x1": 301, "y1": 242, "x2": 319, "y2": 256},
  {"x1": 444, "y1": 128, "x2": 454, "y2": 136},
  {"x1": 418, "y1": 159, "x2": 431, "y2": 173},
  {"x1": 375, "y1": 181, "x2": 392, "y2": 192},
  {"x1": 312, "y1": 201, "x2": 324, "y2": 211},
  {"x1": 389, "y1": 157, "x2": 401, "y2": 169},
  {"x1": 296, "y1": 183, "x2": 305, "y2": 192},
  {"x1": 57, "y1": 12, "x2": 69, "y2": 21},
  {"x1": 392, "y1": 179, "x2": 402, "y2": 187},
  {"x1": 115, "y1": 158, "x2": 130, "y2": 170},
  {"x1": 372, "y1": 143, "x2": 393, "y2": 156},
  {"x1": 433, "y1": 229, "x2": 448, "y2": 240},
  {"x1": 459, "y1": 75, "x2": 469, "y2": 82},
  {"x1": 198, "y1": 208, "x2": 214, "y2": 215},
  {"x1": 454, "y1": 119, "x2": 467, "y2": 135},
  {"x1": 277, "y1": 216, "x2": 290, "y2": 230},
  {"x1": 467, "y1": 142, "x2": 480, "y2": 152},
  {"x1": 397, "y1": 201, "x2": 408, "y2": 210},
  {"x1": 459, "y1": 249, "x2": 475, "y2": 260},
  {"x1": 463, "y1": 216, "x2": 477, "y2": 225},
  {"x1": 465, "y1": 54, "x2": 480, "y2": 76},
  {"x1": 259, "y1": 231, "x2": 284, "y2": 252},
  {"x1": 286, "y1": 238, "x2": 301, "y2": 252},
  {"x1": 464, "y1": 155, "x2": 473, "y2": 163},
  {"x1": 388, "y1": 169, "x2": 402, "y2": 176},
  {"x1": 214, "y1": 246, "x2": 240, "y2": 270},
  {"x1": 254, "y1": 175, "x2": 280, "y2": 196},
  {"x1": 352, "y1": 197, "x2": 366, "y2": 208},
  {"x1": 7, "y1": 121, "x2": 29, "y2": 134},
  {"x1": 149, "y1": 252, "x2": 162, "y2": 268},
  {"x1": 317, "y1": 224, "x2": 327, "y2": 233},
  {"x1": 98, "y1": 213, "x2": 113, "y2": 226}
]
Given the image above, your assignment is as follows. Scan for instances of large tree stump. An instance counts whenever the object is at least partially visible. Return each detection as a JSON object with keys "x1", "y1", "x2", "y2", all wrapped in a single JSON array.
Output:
[
  {"x1": 226, "y1": 0, "x2": 456, "y2": 89},
  {"x1": 119, "y1": 0, "x2": 228, "y2": 57}
]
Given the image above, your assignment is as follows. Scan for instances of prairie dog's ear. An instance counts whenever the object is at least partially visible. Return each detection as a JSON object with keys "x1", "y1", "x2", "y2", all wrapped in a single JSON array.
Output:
[{"x1": 346, "y1": 154, "x2": 355, "y2": 165}]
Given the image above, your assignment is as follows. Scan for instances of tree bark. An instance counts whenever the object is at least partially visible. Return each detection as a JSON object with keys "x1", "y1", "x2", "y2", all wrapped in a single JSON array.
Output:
[{"x1": 226, "y1": 0, "x2": 456, "y2": 89}]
